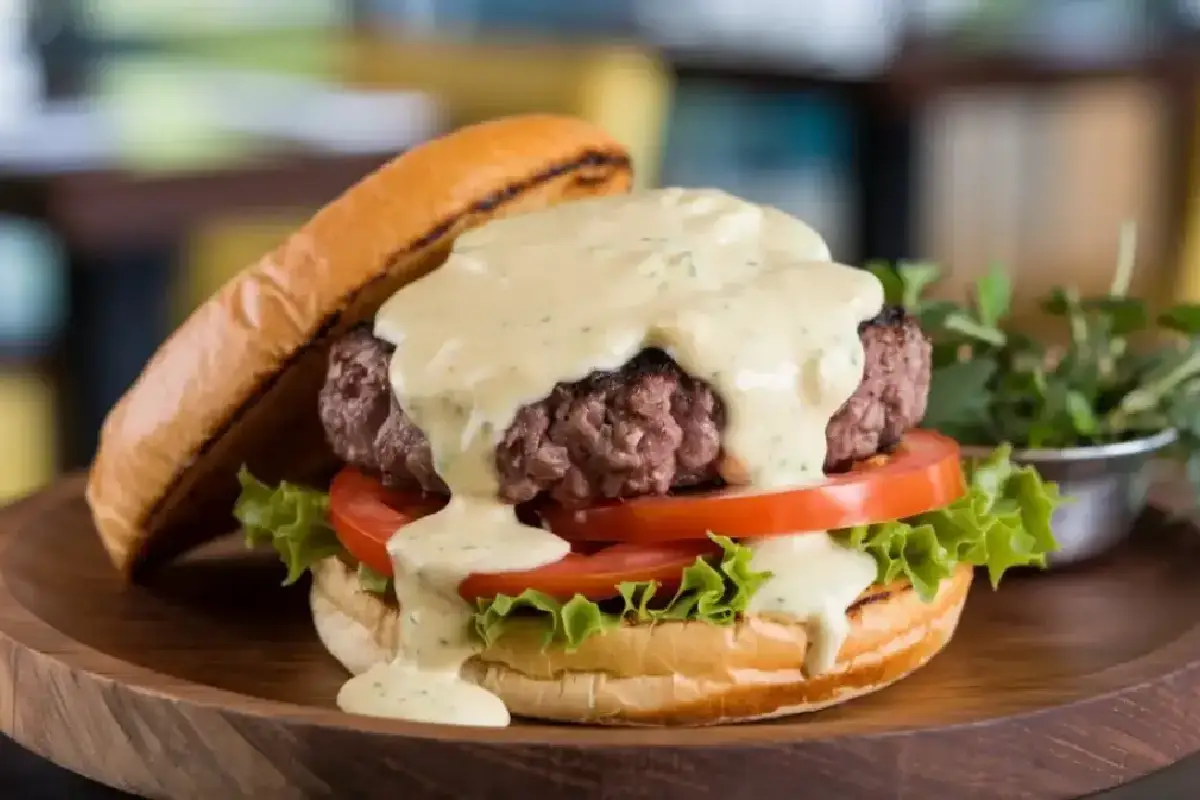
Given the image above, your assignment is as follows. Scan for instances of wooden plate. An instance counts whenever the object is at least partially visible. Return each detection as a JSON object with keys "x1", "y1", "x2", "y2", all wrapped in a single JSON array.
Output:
[{"x1": 2, "y1": 477, "x2": 1200, "y2": 800}]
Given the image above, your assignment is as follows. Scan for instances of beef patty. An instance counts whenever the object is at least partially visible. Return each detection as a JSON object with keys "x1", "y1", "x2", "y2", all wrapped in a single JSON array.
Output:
[{"x1": 318, "y1": 306, "x2": 931, "y2": 507}]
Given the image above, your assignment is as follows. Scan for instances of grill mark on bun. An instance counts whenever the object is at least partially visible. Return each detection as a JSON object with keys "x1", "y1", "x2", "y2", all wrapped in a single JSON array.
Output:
[
  {"x1": 848, "y1": 587, "x2": 896, "y2": 613},
  {"x1": 140, "y1": 150, "x2": 629, "y2": 543},
  {"x1": 410, "y1": 153, "x2": 621, "y2": 251}
]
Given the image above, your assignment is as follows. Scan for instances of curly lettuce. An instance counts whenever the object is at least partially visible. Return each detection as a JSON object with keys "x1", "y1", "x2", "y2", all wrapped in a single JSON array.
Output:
[
  {"x1": 232, "y1": 467, "x2": 347, "y2": 586},
  {"x1": 232, "y1": 445, "x2": 1062, "y2": 651},
  {"x1": 474, "y1": 445, "x2": 1061, "y2": 648},
  {"x1": 473, "y1": 534, "x2": 771, "y2": 650},
  {"x1": 837, "y1": 444, "x2": 1062, "y2": 601}
]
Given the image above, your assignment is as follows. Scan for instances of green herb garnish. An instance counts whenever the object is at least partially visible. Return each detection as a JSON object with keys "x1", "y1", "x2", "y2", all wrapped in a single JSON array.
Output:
[{"x1": 869, "y1": 221, "x2": 1200, "y2": 491}]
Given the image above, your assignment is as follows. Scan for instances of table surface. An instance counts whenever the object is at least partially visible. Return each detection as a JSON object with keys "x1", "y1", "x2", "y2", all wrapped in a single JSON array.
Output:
[{"x1": 1, "y1": 732, "x2": 1198, "y2": 799}]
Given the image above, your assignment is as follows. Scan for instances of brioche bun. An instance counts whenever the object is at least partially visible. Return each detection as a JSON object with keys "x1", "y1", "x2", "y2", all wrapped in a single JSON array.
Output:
[
  {"x1": 309, "y1": 555, "x2": 973, "y2": 726},
  {"x1": 85, "y1": 115, "x2": 632, "y2": 578}
]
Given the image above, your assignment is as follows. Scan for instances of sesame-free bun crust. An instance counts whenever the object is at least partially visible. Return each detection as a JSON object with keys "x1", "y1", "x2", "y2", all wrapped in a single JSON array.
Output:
[
  {"x1": 309, "y1": 556, "x2": 973, "y2": 726},
  {"x1": 85, "y1": 115, "x2": 632, "y2": 577}
]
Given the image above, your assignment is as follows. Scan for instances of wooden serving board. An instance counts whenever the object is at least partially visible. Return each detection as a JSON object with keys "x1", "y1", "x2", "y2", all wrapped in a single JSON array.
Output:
[{"x1": 2, "y1": 477, "x2": 1200, "y2": 800}]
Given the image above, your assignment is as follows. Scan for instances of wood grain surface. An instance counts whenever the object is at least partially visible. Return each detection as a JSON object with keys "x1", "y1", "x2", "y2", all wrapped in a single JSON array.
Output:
[{"x1": 2, "y1": 476, "x2": 1200, "y2": 800}]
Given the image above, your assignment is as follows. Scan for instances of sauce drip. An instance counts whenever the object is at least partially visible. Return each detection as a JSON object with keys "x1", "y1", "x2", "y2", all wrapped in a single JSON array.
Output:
[
  {"x1": 745, "y1": 533, "x2": 878, "y2": 674},
  {"x1": 337, "y1": 498, "x2": 567, "y2": 726},
  {"x1": 337, "y1": 188, "x2": 884, "y2": 726}
]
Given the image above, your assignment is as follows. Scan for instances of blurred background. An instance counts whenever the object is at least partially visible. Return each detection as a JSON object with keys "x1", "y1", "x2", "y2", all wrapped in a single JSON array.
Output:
[{"x1": 0, "y1": 0, "x2": 1196, "y2": 503}]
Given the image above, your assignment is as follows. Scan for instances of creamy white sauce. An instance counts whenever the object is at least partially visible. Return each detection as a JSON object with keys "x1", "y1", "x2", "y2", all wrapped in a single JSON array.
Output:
[
  {"x1": 336, "y1": 188, "x2": 884, "y2": 726},
  {"x1": 746, "y1": 533, "x2": 879, "y2": 674},
  {"x1": 336, "y1": 498, "x2": 569, "y2": 726}
]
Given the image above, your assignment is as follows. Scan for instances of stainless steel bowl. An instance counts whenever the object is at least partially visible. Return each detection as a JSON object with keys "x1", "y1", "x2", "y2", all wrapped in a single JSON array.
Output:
[{"x1": 961, "y1": 428, "x2": 1179, "y2": 567}]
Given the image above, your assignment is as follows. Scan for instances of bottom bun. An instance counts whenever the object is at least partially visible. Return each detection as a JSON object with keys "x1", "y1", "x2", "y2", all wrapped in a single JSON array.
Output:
[{"x1": 310, "y1": 556, "x2": 973, "y2": 726}]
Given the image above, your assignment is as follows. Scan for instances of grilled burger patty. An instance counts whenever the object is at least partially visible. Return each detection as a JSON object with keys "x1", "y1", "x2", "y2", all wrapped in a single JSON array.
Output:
[{"x1": 318, "y1": 306, "x2": 931, "y2": 507}]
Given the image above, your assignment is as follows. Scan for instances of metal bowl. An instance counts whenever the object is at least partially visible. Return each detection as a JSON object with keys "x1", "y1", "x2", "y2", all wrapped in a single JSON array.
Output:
[{"x1": 960, "y1": 428, "x2": 1179, "y2": 567}]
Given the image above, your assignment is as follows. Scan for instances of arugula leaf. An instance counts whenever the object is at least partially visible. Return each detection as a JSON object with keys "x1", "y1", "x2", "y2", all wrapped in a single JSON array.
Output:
[
  {"x1": 1039, "y1": 287, "x2": 1071, "y2": 316},
  {"x1": 1065, "y1": 390, "x2": 1099, "y2": 436},
  {"x1": 892, "y1": 222, "x2": 1200, "y2": 490},
  {"x1": 1158, "y1": 304, "x2": 1200, "y2": 335},
  {"x1": 1110, "y1": 219, "x2": 1139, "y2": 297},
  {"x1": 1089, "y1": 297, "x2": 1149, "y2": 337},
  {"x1": 896, "y1": 261, "x2": 942, "y2": 309},
  {"x1": 943, "y1": 311, "x2": 1007, "y2": 347},
  {"x1": 921, "y1": 357, "x2": 998, "y2": 436},
  {"x1": 866, "y1": 260, "x2": 942, "y2": 311},
  {"x1": 1112, "y1": 343, "x2": 1200, "y2": 419},
  {"x1": 233, "y1": 467, "x2": 343, "y2": 586},
  {"x1": 866, "y1": 261, "x2": 904, "y2": 306},
  {"x1": 973, "y1": 262, "x2": 1012, "y2": 327},
  {"x1": 914, "y1": 299, "x2": 959, "y2": 327}
]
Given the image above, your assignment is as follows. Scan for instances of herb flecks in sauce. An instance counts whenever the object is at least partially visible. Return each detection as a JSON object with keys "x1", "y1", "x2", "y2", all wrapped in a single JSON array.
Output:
[
  {"x1": 745, "y1": 533, "x2": 877, "y2": 674},
  {"x1": 339, "y1": 188, "x2": 883, "y2": 726}
]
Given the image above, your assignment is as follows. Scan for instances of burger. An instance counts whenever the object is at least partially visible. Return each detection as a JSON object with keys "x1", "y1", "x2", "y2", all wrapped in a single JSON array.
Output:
[{"x1": 85, "y1": 114, "x2": 1060, "y2": 728}]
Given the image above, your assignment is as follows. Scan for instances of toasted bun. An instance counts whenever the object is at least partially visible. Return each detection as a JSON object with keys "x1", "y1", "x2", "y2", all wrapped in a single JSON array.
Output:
[
  {"x1": 309, "y1": 556, "x2": 973, "y2": 726},
  {"x1": 85, "y1": 115, "x2": 632, "y2": 577}
]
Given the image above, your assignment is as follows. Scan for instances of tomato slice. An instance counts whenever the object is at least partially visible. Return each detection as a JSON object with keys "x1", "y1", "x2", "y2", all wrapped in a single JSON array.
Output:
[
  {"x1": 328, "y1": 430, "x2": 964, "y2": 600},
  {"x1": 457, "y1": 540, "x2": 718, "y2": 602},
  {"x1": 328, "y1": 468, "x2": 446, "y2": 577},
  {"x1": 534, "y1": 430, "x2": 965, "y2": 542},
  {"x1": 327, "y1": 468, "x2": 718, "y2": 602}
]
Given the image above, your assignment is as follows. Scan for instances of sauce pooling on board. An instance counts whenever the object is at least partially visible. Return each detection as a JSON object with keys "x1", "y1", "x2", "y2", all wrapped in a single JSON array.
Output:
[{"x1": 335, "y1": 188, "x2": 884, "y2": 726}]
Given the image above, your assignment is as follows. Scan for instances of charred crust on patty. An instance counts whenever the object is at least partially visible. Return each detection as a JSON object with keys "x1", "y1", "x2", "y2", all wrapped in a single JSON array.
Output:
[{"x1": 859, "y1": 303, "x2": 907, "y2": 330}]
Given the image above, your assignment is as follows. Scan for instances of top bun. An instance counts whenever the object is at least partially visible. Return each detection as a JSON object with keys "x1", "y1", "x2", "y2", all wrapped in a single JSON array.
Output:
[{"x1": 86, "y1": 115, "x2": 632, "y2": 578}]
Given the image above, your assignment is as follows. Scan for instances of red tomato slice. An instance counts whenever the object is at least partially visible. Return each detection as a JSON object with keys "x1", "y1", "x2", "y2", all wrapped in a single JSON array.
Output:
[
  {"x1": 534, "y1": 430, "x2": 965, "y2": 542},
  {"x1": 328, "y1": 469, "x2": 446, "y2": 578},
  {"x1": 327, "y1": 430, "x2": 964, "y2": 600},
  {"x1": 456, "y1": 540, "x2": 718, "y2": 602},
  {"x1": 327, "y1": 468, "x2": 717, "y2": 602}
]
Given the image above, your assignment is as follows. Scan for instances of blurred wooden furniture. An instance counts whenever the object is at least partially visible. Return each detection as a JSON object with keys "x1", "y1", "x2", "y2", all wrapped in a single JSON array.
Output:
[
  {"x1": 2, "y1": 30, "x2": 1198, "y2": 477},
  {"x1": 0, "y1": 372, "x2": 56, "y2": 504},
  {"x1": 673, "y1": 33, "x2": 1199, "y2": 322},
  {"x1": 1173, "y1": 90, "x2": 1200, "y2": 304},
  {"x1": 919, "y1": 80, "x2": 1174, "y2": 327},
  {"x1": 337, "y1": 35, "x2": 671, "y2": 187},
  {"x1": 2, "y1": 150, "x2": 392, "y2": 252},
  {"x1": 0, "y1": 121, "x2": 402, "y2": 472},
  {"x1": 181, "y1": 36, "x2": 672, "y2": 317},
  {"x1": 0, "y1": 35, "x2": 674, "y2": 477}
]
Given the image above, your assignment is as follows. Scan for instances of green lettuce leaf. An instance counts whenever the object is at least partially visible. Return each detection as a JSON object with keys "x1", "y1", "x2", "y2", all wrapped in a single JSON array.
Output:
[
  {"x1": 357, "y1": 563, "x2": 393, "y2": 594},
  {"x1": 838, "y1": 444, "x2": 1061, "y2": 601},
  {"x1": 473, "y1": 590, "x2": 619, "y2": 650},
  {"x1": 232, "y1": 467, "x2": 344, "y2": 586},
  {"x1": 474, "y1": 447, "x2": 1061, "y2": 647},
  {"x1": 236, "y1": 446, "x2": 1062, "y2": 651},
  {"x1": 471, "y1": 534, "x2": 771, "y2": 651},
  {"x1": 232, "y1": 467, "x2": 393, "y2": 594}
]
